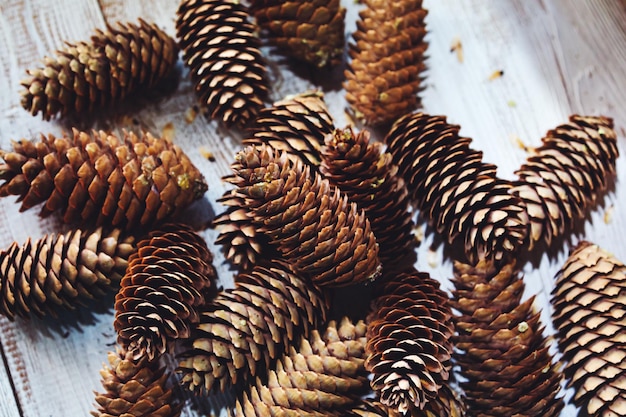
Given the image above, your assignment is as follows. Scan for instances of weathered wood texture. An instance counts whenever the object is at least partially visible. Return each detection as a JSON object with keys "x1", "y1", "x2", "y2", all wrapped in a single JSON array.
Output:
[{"x1": 0, "y1": 0, "x2": 625, "y2": 416}]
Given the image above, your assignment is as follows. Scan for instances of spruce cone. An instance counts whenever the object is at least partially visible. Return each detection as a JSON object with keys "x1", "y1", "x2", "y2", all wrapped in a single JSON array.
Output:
[
  {"x1": 250, "y1": 0, "x2": 346, "y2": 68},
  {"x1": 366, "y1": 270, "x2": 454, "y2": 413},
  {"x1": 176, "y1": 0, "x2": 269, "y2": 127},
  {"x1": 234, "y1": 317, "x2": 369, "y2": 417},
  {"x1": 552, "y1": 241, "x2": 626, "y2": 417},
  {"x1": 0, "y1": 227, "x2": 135, "y2": 320},
  {"x1": 225, "y1": 144, "x2": 381, "y2": 287},
  {"x1": 243, "y1": 91, "x2": 335, "y2": 169},
  {"x1": 213, "y1": 189, "x2": 277, "y2": 272},
  {"x1": 0, "y1": 129, "x2": 207, "y2": 230},
  {"x1": 214, "y1": 91, "x2": 335, "y2": 271},
  {"x1": 344, "y1": 0, "x2": 428, "y2": 127},
  {"x1": 384, "y1": 112, "x2": 529, "y2": 265},
  {"x1": 452, "y1": 260, "x2": 564, "y2": 416},
  {"x1": 92, "y1": 347, "x2": 182, "y2": 417},
  {"x1": 345, "y1": 387, "x2": 467, "y2": 417},
  {"x1": 114, "y1": 223, "x2": 217, "y2": 362},
  {"x1": 177, "y1": 260, "x2": 328, "y2": 393},
  {"x1": 512, "y1": 115, "x2": 618, "y2": 252},
  {"x1": 21, "y1": 19, "x2": 178, "y2": 120},
  {"x1": 320, "y1": 127, "x2": 415, "y2": 272}
]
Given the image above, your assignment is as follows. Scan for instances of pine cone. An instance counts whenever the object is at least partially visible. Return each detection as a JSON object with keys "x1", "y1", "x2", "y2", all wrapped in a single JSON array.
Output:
[
  {"x1": 234, "y1": 317, "x2": 368, "y2": 417},
  {"x1": 114, "y1": 223, "x2": 217, "y2": 362},
  {"x1": 92, "y1": 346, "x2": 182, "y2": 417},
  {"x1": 176, "y1": 0, "x2": 269, "y2": 127},
  {"x1": 552, "y1": 241, "x2": 626, "y2": 417},
  {"x1": 366, "y1": 270, "x2": 454, "y2": 413},
  {"x1": 243, "y1": 91, "x2": 335, "y2": 169},
  {"x1": 320, "y1": 127, "x2": 415, "y2": 272},
  {"x1": 0, "y1": 129, "x2": 207, "y2": 230},
  {"x1": 177, "y1": 260, "x2": 328, "y2": 393},
  {"x1": 214, "y1": 91, "x2": 335, "y2": 271},
  {"x1": 344, "y1": 0, "x2": 428, "y2": 127},
  {"x1": 512, "y1": 115, "x2": 618, "y2": 252},
  {"x1": 0, "y1": 227, "x2": 135, "y2": 320},
  {"x1": 225, "y1": 144, "x2": 381, "y2": 287},
  {"x1": 250, "y1": 0, "x2": 346, "y2": 68},
  {"x1": 384, "y1": 112, "x2": 529, "y2": 265},
  {"x1": 452, "y1": 260, "x2": 564, "y2": 417},
  {"x1": 21, "y1": 19, "x2": 178, "y2": 120},
  {"x1": 345, "y1": 387, "x2": 467, "y2": 417}
]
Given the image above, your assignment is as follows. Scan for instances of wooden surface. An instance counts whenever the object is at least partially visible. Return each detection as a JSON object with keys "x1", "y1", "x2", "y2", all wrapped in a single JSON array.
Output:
[{"x1": 0, "y1": 0, "x2": 625, "y2": 416}]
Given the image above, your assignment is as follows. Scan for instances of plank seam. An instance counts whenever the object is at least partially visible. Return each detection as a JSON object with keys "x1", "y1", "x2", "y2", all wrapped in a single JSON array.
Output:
[{"x1": 0, "y1": 334, "x2": 24, "y2": 417}]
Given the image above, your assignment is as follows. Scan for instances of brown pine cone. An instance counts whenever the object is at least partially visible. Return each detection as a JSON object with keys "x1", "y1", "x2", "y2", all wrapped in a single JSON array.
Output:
[
  {"x1": 213, "y1": 189, "x2": 277, "y2": 272},
  {"x1": 91, "y1": 346, "x2": 182, "y2": 417},
  {"x1": 512, "y1": 115, "x2": 618, "y2": 252},
  {"x1": 384, "y1": 112, "x2": 529, "y2": 265},
  {"x1": 452, "y1": 260, "x2": 564, "y2": 417},
  {"x1": 250, "y1": 0, "x2": 346, "y2": 68},
  {"x1": 366, "y1": 270, "x2": 454, "y2": 413},
  {"x1": 225, "y1": 144, "x2": 381, "y2": 287},
  {"x1": 344, "y1": 0, "x2": 428, "y2": 127},
  {"x1": 0, "y1": 129, "x2": 207, "y2": 230},
  {"x1": 552, "y1": 241, "x2": 626, "y2": 417},
  {"x1": 0, "y1": 227, "x2": 135, "y2": 320},
  {"x1": 177, "y1": 260, "x2": 328, "y2": 393},
  {"x1": 233, "y1": 317, "x2": 368, "y2": 417},
  {"x1": 21, "y1": 19, "x2": 178, "y2": 120},
  {"x1": 214, "y1": 91, "x2": 335, "y2": 271},
  {"x1": 176, "y1": 0, "x2": 269, "y2": 127},
  {"x1": 114, "y1": 223, "x2": 217, "y2": 362},
  {"x1": 320, "y1": 127, "x2": 415, "y2": 272},
  {"x1": 243, "y1": 91, "x2": 335, "y2": 169}
]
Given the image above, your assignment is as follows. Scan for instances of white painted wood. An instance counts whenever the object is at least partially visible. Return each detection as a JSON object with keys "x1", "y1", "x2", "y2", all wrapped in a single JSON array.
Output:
[{"x1": 0, "y1": 0, "x2": 624, "y2": 415}]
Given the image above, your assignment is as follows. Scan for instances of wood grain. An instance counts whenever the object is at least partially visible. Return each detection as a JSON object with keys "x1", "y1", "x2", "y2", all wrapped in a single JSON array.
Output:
[{"x1": 0, "y1": 0, "x2": 625, "y2": 416}]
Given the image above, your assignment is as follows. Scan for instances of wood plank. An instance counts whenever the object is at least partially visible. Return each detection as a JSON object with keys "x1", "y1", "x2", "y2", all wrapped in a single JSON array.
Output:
[
  {"x1": 0, "y1": 0, "x2": 625, "y2": 416},
  {"x1": 0, "y1": 323, "x2": 21, "y2": 417}
]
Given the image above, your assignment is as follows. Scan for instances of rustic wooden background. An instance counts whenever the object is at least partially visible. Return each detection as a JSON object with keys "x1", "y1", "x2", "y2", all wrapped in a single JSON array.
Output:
[{"x1": 0, "y1": 0, "x2": 625, "y2": 416}]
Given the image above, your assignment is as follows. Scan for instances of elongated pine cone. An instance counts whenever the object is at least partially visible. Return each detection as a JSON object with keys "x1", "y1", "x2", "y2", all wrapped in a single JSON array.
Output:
[
  {"x1": 0, "y1": 129, "x2": 207, "y2": 230},
  {"x1": 243, "y1": 91, "x2": 335, "y2": 169},
  {"x1": 214, "y1": 92, "x2": 335, "y2": 271},
  {"x1": 366, "y1": 270, "x2": 454, "y2": 414},
  {"x1": 176, "y1": 0, "x2": 269, "y2": 127},
  {"x1": 225, "y1": 144, "x2": 381, "y2": 287},
  {"x1": 344, "y1": 0, "x2": 428, "y2": 127},
  {"x1": 115, "y1": 223, "x2": 217, "y2": 362},
  {"x1": 345, "y1": 387, "x2": 467, "y2": 417},
  {"x1": 234, "y1": 317, "x2": 368, "y2": 417},
  {"x1": 320, "y1": 127, "x2": 415, "y2": 271},
  {"x1": 177, "y1": 260, "x2": 328, "y2": 393},
  {"x1": 92, "y1": 347, "x2": 182, "y2": 417},
  {"x1": 21, "y1": 19, "x2": 178, "y2": 120},
  {"x1": 452, "y1": 260, "x2": 563, "y2": 416},
  {"x1": 512, "y1": 115, "x2": 618, "y2": 252},
  {"x1": 250, "y1": 0, "x2": 346, "y2": 68},
  {"x1": 552, "y1": 241, "x2": 626, "y2": 417},
  {"x1": 0, "y1": 227, "x2": 135, "y2": 320},
  {"x1": 384, "y1": 112, "x2": 529, "y2": 264}
]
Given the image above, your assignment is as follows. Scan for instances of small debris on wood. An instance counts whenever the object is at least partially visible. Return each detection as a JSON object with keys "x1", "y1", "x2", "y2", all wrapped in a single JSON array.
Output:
[
  {"x1": 507, "y1": 99, "x2": 517, "y2": 107},
  {"x1": 200, "y1": 147, "x2": 216, "y2": 162},
  {"x1": 604, "y1": 204, "x2": 614, "y2": 224},
  {"x1": 450, "y1": 37, "x2": 463, "y2": 63},
  {"x1": 488, "y1": 69, "x2": 504, "y2": 81},
  {"x1": 427, "y1": 248, "x2": 438, "y2": 268},
  {"x1": 185, "y1": 106, "x2": 199, "y2": 124},
  {"x1": 162, "y1": 122, "x2": 175, "y2": 141},
  {"x1": 512, "y1": 134, "x2": 532, "y2": 153}
]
